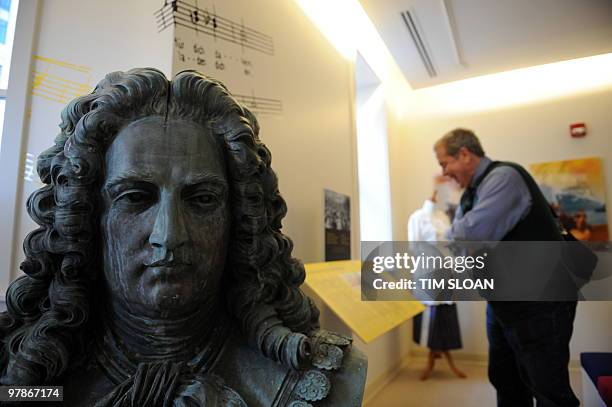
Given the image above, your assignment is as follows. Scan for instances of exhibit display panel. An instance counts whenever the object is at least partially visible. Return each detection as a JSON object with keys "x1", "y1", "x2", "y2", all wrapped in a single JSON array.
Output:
[{"x1": 305, "y1": 260, "x2": 424, "y2": 343}]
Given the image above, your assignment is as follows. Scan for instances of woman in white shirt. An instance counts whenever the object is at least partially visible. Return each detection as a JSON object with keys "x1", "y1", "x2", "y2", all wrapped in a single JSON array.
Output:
[{"x1": 408, "y1": 177, "x2": 466, "y2": 380}]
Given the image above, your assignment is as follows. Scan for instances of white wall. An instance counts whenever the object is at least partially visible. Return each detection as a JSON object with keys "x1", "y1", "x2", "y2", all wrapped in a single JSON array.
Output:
[
  {"x1": 356, "y1": 83, "x2": 393, "y2": 242},
  {"x1": 388, "y1": 85, "x2": 612, "y2": 362}
]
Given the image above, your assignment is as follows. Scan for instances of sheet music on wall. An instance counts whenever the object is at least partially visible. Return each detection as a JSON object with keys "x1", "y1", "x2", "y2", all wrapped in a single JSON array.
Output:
[
  {"x1": 155, "y1": 0, "x2": 283, "y2": 117},
  {"x1": 31, "y1": 56, "x2": 92, "y2": 105},
  {"x1": 24, "y1": 56, "x2": 93, "y2": 187},
  {"x1": 156, "y1": 0, "x2": 274, "y2": 55}
]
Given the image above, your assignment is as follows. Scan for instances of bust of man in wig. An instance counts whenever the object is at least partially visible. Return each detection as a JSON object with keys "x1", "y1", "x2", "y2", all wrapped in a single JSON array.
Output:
[{"x1": 0, "y1": 69, "x2": 366, "y2": 406}]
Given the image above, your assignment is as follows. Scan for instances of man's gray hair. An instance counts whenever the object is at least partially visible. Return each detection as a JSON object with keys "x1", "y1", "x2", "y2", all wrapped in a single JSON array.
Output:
[{"x1": 435, "y1": 128, "x2": 485, "y2": 157}]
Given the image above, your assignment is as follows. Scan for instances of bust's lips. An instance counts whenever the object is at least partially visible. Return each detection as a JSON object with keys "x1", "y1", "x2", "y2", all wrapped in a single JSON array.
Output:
[
  {"x1": 145, "y1": 263, "x2": 192, "y2": 279},
  {"x1": 144, "y1": 257, "x2": 193, "y2": 268}
]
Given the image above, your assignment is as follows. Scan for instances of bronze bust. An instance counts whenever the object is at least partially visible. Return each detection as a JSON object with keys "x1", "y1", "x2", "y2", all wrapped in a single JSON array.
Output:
[{"x1": 0, "y1": 69, "x2": 366, "y2": 406}]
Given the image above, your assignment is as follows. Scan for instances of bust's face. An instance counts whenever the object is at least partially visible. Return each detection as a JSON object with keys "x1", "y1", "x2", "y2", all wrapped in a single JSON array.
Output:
[{"x1": 101, "y1": 116, "x2": 230, "y2": 316}]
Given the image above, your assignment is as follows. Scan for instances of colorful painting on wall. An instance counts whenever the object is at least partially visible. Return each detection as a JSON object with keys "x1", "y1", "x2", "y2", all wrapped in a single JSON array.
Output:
[{"x1": 530, "y1": 157, "x2": 608, "y2": 241}]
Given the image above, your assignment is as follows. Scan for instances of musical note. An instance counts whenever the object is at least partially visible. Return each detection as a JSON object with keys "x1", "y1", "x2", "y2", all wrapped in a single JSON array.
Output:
[
  {"x1": 212, "y1": 5, "x2": 217, "y2": 41},
  {"x1": 190, "y1": 10, "x2": 199, "y2": 24},
  {"x1": 233, "y1": 93, "x2": 283, "y2": 116},
  {"x1": 154, "y1": 0, "x2": 274, "y2": 55},
  {"x1": 241, "y1": 58, "x2": 252, "y2": 76}
]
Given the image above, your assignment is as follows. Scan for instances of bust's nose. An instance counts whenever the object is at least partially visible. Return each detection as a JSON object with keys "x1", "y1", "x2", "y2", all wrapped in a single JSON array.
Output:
[{"x1": 149, "y1": 192, "x2": 188, "y2": 252}]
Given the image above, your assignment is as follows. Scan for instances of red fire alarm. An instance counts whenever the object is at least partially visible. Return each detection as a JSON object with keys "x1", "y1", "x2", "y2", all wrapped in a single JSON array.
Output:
[{"x1": 570, "y1": 122, "x2": 587, "y2": 138}]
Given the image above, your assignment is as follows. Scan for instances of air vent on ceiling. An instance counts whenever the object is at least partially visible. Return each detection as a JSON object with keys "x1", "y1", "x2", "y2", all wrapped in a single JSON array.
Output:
[{"x1": 400, "y1": 9, "x2": 437, "y2": 78}]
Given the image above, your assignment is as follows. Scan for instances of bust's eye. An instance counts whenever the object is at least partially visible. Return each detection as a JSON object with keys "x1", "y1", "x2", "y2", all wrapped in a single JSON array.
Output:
[
  {"x1": 116, "y1": 190, "x2": 154, "y2": 205},
  {"x1": 187, "y1": 192, "x2": 219, "y2": 209}
]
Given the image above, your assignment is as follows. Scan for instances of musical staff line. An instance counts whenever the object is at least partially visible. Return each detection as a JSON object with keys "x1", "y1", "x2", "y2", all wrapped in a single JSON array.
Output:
[
  {"x1": 233, "y1": 93, "x2": 283, "y2": 116},
  {"x1": 31, "y1": 57, "x2": 92, "y2": 105},
  {"x1": 173, "y1": 8, "x2": 273, "y2": 52},
  {"x1": 33, "y1": 56, "x2": 90, "y2": 74},
  {"x1": 176, "y1": 0, "x2": 273, "y2": 42},
  {"x1": 154, "y1": 0, "x2": 274, "y2": 55},
  {"x1": 172, "y1": 20, "x2": 272, "y2": 56},
  {"x1": 32, "y1": 71, "x2": 91, "y2": 104},
  {"x1": 155, "y1": 0, "x2": 273, "y2": 42},
  {"x1": 157, "y1": 7, "x2": 174, "y2": 32},
  {"x1": 33, "y1": 71, "x2": 90, "y2": 92},
  {"x1": 159, "y1": 10, "x2": 274, "y2": 55}
]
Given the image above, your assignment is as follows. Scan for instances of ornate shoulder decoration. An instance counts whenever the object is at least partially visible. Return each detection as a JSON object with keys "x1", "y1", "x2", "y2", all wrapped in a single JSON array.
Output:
[{"x1": 275, "y1": 329, "x2": 352, "y2": 407}]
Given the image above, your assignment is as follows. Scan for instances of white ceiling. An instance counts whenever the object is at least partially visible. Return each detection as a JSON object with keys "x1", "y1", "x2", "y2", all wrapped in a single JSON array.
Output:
[{"x1": 359, "y1": 0, "x2": 612, "y2": 88}]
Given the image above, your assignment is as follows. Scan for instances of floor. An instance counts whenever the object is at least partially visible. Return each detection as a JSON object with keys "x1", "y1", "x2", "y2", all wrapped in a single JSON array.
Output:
[{"x1": 365, "y1": 356, "x2": 583, "y2": 407}]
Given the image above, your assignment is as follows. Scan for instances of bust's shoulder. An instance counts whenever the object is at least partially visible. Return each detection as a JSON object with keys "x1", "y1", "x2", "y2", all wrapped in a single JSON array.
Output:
[
  {"x1": 215, "y1": 329, "x2": 367, "y2": 407},
  {"x1": 317, "y1": 344, "x2": 367, "y2": 407}
]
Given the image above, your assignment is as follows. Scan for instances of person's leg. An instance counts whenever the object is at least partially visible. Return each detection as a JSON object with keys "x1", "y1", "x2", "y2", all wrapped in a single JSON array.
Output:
[
  {"x1": 508, "y1": 302, "x2": 579, "y2": 407},
  {"x1": 487, "y1": 303, "x2": 533, "y2": 407},
  {"x1": 442, "y1": 351, "x2": 467, "y2": 378},
  {"x1": 420, "y1": 350, "x2": 436, "y2": 380}
]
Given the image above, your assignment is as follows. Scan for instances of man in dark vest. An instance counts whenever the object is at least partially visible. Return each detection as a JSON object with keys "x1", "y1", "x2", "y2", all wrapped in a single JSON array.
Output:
[{"x1": 433, "y1": 128, "x2": 579, "y2": 407}]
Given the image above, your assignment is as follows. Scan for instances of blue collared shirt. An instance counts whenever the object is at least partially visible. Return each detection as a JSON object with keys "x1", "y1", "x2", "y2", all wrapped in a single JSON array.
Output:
[{"x1": 446, "y1": 157, "x2": 532, "y2": 241}]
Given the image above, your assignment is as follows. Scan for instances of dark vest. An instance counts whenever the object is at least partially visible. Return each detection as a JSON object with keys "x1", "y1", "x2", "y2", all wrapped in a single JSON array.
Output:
[
  {"x1": 467, "y1": 161, "x2": 576, "y2": 305},
  {"x1": 474, "y1": 161, "x2": 562, "y2": 242}
]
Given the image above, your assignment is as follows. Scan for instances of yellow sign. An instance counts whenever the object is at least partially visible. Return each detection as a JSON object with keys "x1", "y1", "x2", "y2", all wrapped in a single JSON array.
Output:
[{"x1": 304, "y1": 260, "x2": 424, "y2": 343}]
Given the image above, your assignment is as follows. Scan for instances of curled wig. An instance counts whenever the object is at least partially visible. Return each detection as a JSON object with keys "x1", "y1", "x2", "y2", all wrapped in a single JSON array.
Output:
[{"x1": 0, "y1": 68, "x2": 319, "y2": 385}]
